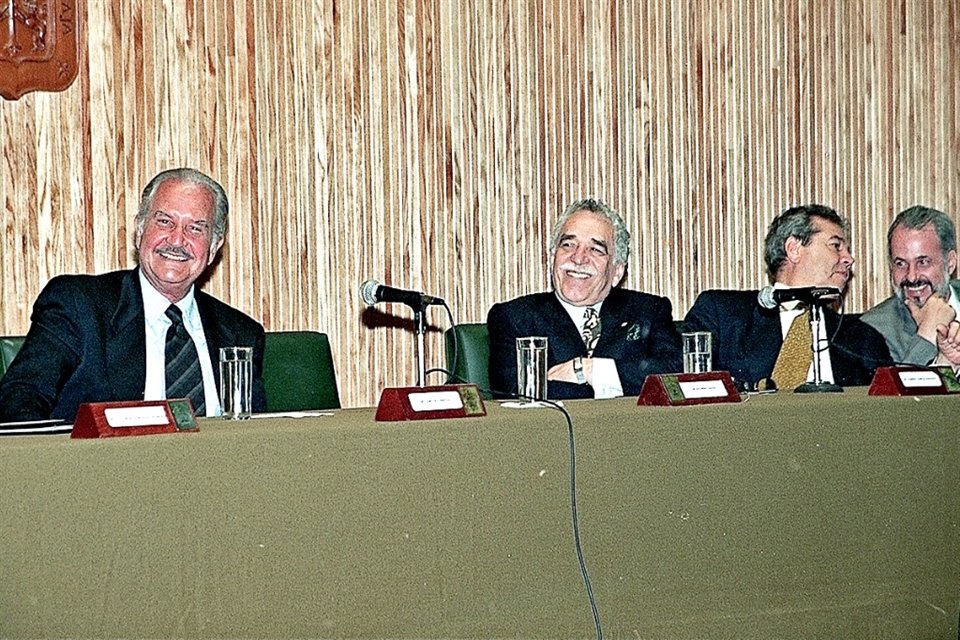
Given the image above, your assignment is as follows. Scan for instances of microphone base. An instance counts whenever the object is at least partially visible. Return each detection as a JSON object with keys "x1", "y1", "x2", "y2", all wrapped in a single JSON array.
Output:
[{"x1": 794, "y1": 381, "x2": 844, "y2": 394}]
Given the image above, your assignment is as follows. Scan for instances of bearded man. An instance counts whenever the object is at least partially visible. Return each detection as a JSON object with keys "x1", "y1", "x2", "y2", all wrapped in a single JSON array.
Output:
[{"x1": 862, "y1": 205, "x2": 960, "y2": 366}]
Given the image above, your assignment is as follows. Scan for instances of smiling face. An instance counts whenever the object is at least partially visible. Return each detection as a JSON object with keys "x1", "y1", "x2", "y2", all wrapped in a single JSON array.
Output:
[
  {"x1": 136, "y1": 179, "x2": 223, "y2": 302},
  {"x1": 781, "y1": 217, "x2": 854, "y2": 290},
  {"x1": 890, "y1": 223, "x2": 957, "y2": 306},
  {"x1": 551, "y1": 210, "x2": 626, "y2": 307}
]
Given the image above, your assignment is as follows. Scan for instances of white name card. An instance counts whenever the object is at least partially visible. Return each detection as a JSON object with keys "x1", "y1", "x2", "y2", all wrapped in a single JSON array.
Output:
[
  {"x1": 408, "y1": 391, "x2": 465, "y2": 412},
  {"x1": 677, "y1": 379, "x2": 728, "y2": 399},
  {"x1": 897, "y1": 370, "x2": 944, "y2": 388},
  {"x1": 103, "y1": 405, "x2": 171, "y2": 428}
]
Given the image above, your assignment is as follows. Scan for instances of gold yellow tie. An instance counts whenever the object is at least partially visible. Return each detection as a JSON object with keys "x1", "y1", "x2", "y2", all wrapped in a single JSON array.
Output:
[{"x1": 771, "y1": 308, "x2": 813, "y2": 390}]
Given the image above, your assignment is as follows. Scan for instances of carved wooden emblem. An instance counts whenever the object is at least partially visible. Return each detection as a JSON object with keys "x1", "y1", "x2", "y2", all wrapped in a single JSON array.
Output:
[{"x1": 0, "y1": 0, "x2": 81, "y2": 100}]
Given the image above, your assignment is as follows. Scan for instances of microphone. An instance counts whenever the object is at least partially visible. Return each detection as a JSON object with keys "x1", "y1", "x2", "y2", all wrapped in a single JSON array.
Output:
[
  {"x1": 359, "y1": 279, "x2": 444, "y2": 308},
  {"x1": 757, "y1": 285, "x2": 841, "y2": 309}
]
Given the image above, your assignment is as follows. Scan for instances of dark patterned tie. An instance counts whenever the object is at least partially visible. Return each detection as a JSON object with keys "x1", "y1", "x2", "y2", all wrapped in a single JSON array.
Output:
[
  {"x1": 582, "y1": 307, "x2": 601, "y2": 357},
  {"x1": 165, "y1": 305, "x2": 205, "y2": 414},
  {"x1": 771, "y1": 307, "x2": 813, "y2": 390}
]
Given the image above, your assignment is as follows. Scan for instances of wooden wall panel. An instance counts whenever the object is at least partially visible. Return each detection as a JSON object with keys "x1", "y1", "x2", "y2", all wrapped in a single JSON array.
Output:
[{"x1": 0, "y1": 0, "x2": 958, "y2": 408}]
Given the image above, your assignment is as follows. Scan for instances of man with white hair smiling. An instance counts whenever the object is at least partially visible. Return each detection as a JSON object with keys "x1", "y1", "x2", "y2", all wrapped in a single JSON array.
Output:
[
  {"x1": 0, "y1": 168, "x2": 267, "y2": 422},
  {"x1": 487, "y1": 198, "x2": 682, "y2": 399}
]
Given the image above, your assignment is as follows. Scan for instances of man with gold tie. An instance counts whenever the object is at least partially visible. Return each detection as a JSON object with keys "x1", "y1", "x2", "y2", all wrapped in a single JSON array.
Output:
[
  {"x1": 683, "y1": 204, "x2": 892, "y2": 391},
  {"x1": 487, "y1": 198, "x2": 682, "y2": 399}
]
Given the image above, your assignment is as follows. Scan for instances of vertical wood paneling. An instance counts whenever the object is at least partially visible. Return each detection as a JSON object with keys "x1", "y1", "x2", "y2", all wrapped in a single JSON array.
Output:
[{"x1": 1, "y1": 0, "x2": 958, "y2": 407}]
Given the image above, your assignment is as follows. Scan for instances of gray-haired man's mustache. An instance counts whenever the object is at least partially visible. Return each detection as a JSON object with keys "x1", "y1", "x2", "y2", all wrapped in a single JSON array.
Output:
[{"x1": 155, "y1": 245, "x2": 195, "y2": 260}]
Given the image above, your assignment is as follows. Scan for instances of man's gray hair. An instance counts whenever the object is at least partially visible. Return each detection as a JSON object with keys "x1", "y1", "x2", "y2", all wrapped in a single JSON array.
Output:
[
  {"x1": 136, "y1": 168, "x2": 229, "y2": 246},
  {"x1": 887, "y1": 205, "x2": 956, "y2": 259},
  {"x1": 763, "y1": 204, "x2": 848, "y2": 279},
  {"x1": 550, "y1": 198, "x2": 630, "y2": 265}
]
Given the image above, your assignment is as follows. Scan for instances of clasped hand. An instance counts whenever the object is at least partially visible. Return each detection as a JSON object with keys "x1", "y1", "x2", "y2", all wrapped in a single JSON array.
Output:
[
  {"x1": 935, "y1": 321, "x2": 960, "y2": 366},
  {"x1": 906, "y1": 296, "x2": 960, "y2": 366}
]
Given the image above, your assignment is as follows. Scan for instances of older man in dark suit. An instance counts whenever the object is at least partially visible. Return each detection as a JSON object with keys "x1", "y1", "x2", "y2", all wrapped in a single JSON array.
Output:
[
  {"x1": 683, "y1": 204, "x2": 891, "y2": 390},
  {"x1": 487, "y1": 198, "x2": 682, "y2": 400},
  {"x1": 0, "y1": 168, "x2": 266, "y2": 422}
]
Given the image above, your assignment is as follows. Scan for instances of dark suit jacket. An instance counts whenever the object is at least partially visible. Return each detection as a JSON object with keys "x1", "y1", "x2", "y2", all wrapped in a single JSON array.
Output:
[
  {"x1": 487, "y1": 288, "x2": 682, "y2": 399},
  {"x1": 682, "y1": 289, "x2": 893, "y2": 388},
  {"x1": 0, "y1": 269, "x2": 267, "y2": 421}
]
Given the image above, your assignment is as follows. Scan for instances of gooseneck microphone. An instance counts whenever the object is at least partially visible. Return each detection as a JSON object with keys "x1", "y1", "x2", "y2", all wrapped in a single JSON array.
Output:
[
  {"x1": 757, "y1": 285, "x2": 841, "y2": 309},
  {"x1": 359, "y1": 279, "x2": 444, "y2": 308}
]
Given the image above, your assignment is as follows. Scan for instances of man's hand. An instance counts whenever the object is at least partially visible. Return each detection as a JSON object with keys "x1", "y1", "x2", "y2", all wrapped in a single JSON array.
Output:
[
  {"x1": 934, "y1": 321, "x2": 960, "y2": 366},
  {"x1": 905, "y1": 295, "x2": 956, "y2": 344},
  {"x1": 548, "y1": 357, "x2": 593, "y2": 385}
]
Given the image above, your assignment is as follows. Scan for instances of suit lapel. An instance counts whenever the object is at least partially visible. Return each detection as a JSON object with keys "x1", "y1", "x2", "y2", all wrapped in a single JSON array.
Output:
[
  {"x1": 197, "y1": 292, "x2": 230, "y2": 391},
  {"x1": 892, "y1": 297, "x2": 919, "y2": 331},
  {"x1": 595, "y1": 289, "x2": 631, "y2": 351},
  {"x1": 106, "y1": 269, "x2": 148, "y2": 400},
  {"x1": 542, "y1": 294, "x2": 588, "y2": 358},
  {"x1": 743, "y1": 304, "x2": 783, "y2": 376}
]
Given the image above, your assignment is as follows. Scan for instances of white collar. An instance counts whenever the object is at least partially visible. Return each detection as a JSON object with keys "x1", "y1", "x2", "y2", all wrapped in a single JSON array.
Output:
[
  {"x1": 554, "y1": 292, "x2": 603, "y2": 327},
  {"x1": 139, "y1": 270, "x2": 197, "y2": 321}
]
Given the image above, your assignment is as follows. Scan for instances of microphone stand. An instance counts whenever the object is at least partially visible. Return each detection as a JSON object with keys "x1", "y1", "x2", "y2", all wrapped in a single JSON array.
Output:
[
  {"x1": 794, "y1": 301, "x2": 843, "y2": 393},
  {"x1": 413, "y1": 301, "x2": 427, "y2": 387}
]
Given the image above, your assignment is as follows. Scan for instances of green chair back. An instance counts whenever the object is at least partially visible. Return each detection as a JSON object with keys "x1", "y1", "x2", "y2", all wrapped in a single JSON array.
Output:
[
  {"x1": 0, "y1": 336, "x2": 25, "y2": 376},
  {"x1": 443, "y1": 323, "x2": 491, "y2": 399},
  {"x1": 263, "y1": 331, "x2": 340, "y2": 411}
]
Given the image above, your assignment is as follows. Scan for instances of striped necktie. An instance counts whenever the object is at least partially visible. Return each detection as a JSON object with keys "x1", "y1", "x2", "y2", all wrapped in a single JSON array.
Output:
[
  {"x1": 165, "y1": 305, "x2": 205, "y2": 415},
  {"x1": 771, "y1": 307, "x2": 812, "y2": 390},
  {"x1": 582, "y1": 307, "x2": 601, "y2": 357}
]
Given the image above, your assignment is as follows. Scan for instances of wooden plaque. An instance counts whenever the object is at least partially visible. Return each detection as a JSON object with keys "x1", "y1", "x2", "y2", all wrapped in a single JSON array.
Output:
[
  {"x1": 638, "y1": 371, "x2": 741, "y2": 406},
  {"x1": 71, "y1": 399, "x2": 199, "y2": 439},
  {"x1": 0, "y1": 0, "x2": 82, "y2": 100},
  {"x1": 375, "y1": 385, "x2": 487, "y2": 422},
  {"x1": 868, "y1": 366, "x2": 960, "y2": 396}
]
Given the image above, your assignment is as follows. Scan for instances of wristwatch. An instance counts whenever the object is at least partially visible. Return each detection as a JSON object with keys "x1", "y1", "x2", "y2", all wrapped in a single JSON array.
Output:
[{"x1": 573, "y1": 356, "x2": 587, "y2": 384}]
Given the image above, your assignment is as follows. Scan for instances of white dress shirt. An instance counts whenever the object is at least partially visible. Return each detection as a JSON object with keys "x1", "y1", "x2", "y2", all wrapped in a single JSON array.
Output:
[
  {"x1": 555, "y1": 294, "x2": 624, "y2": 399},
  {"x1": 947, "y1": 287, "x2": 960, "y2": 316},
  {"x1": 140, "y1": 271, "x2": 221, "y2": 416}
]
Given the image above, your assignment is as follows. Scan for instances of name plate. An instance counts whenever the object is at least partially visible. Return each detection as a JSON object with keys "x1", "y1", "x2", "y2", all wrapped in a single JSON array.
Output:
[
  {"x1": 72, "y1": 399, "x2": 199, "y2": 439},
  {"x1": 868, "y1": 366, "x2": 960, "y2": 396},
  {"x1": 375, "y1": 385, "x2": 487, "y2": 422},
  {"x1": 638, "y1": 372, "x2": 741, "y2": 406}
]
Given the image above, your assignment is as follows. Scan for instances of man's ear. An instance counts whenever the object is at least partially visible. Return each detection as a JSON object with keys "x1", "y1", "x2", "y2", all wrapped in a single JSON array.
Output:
[
  {"x1": 947, "y1": 249, "x2": 957, "y2": 276},
  {"x1": 784, "y1": 236, "x2": 803, "y2": 264},
  {"x1": 613, "y1": 262, "x2": 626, "y2": 287},
  {"x1": 207, "y1": 237, "x2": 225, "y2": 266}
]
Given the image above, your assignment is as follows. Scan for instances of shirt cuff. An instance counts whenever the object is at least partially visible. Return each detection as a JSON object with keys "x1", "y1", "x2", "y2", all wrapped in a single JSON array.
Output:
[{"x1": 591, "y1": 358, "x2": 623, "y2": 399}]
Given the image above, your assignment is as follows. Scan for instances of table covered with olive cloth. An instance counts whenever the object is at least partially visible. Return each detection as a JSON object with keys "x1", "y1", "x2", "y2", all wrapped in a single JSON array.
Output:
[{"x1": 1, "y1": 388, "x2": 958, "y2": 638}]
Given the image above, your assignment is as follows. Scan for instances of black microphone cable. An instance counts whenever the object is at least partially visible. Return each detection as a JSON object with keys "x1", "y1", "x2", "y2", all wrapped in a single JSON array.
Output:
[
  {"x1": 424, "y1": 364, "x2": 604, "y2": 640},
  {"x1": 438, "y1": 301, "x2": 460, "y2": 384},
  {"x1": 811, "y1": 298, "x2": 906, "y2": 369}
]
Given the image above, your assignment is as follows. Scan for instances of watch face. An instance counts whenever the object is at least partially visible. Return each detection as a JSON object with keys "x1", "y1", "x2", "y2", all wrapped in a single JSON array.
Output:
[{"x1": 573, "y1": 357, "x2": 586, "y2": 383}]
